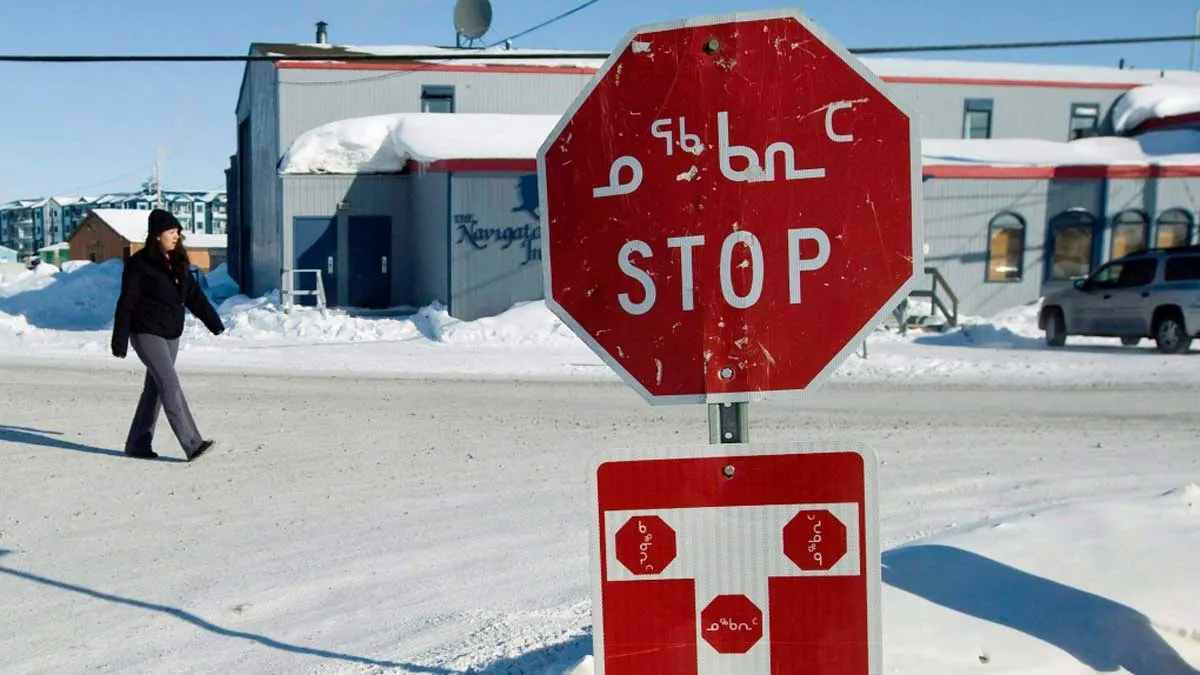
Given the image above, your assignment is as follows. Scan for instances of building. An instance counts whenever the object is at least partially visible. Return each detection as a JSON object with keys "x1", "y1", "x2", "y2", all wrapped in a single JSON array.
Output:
[
  {"x1": 0, "y1": 189, "x2": 229, "y2": 257},
  {"x1": 0, "y1": 245, "x2": 17, "y2": 264},
  {"x1": 68, "y1": 209, "x2": 228, "y2": 272},
  {"x1": 229, "y1": 27, "x2": 1200, "y2": 320}
]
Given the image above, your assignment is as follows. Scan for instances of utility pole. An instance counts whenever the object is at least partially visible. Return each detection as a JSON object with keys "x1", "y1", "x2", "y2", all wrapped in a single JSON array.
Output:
[{"x1": 154, "y1": 148, "x2": 163, "y2": 209}]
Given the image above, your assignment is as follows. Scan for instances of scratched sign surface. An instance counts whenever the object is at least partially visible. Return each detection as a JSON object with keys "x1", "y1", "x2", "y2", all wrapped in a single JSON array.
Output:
[
  {"x1": 538, "y1": 10, "x2": 921, "y2": 404},
  {"x1": 591, "y1": 443, "x2": 882, "y2": 674}
]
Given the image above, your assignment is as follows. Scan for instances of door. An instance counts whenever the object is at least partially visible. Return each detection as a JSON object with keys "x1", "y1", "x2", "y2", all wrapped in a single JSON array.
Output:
[
  {"x1": 293, "y1": 216, "x2": 338, "y2": 307},
  {"x1": 347, "y1": 215, "x2": 392, "y2": 309}
]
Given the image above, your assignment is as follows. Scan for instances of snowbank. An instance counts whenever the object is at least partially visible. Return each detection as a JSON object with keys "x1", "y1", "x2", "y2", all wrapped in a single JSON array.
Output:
[
  {"x1": 278, "y1": 112, "x2": 560, "y2": 174},
  {"x1": 555, "y1": 484, "x2": 1200, "y2": 675},
  {"x1": 1112, "y1": 83, "x2": 1200, "y2": 134},
  {"x1": 922, "y1": 128, "x2": 1200, "y2": 168},
  {"x1": 882, "y1": 484, "x2": 1200, "y2": 673},
  {"x1": 4, "y1": 259, "x2": 1200, "y2": 387}
]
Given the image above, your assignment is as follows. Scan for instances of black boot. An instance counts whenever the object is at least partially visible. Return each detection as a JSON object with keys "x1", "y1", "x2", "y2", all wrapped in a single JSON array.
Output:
[{"x1": 187, "y1": 439, "x2": 216, "y2": 462}]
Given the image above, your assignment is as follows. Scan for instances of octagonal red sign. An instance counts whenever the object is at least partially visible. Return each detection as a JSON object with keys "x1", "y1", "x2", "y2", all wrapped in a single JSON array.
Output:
[
  {"x1": 783, "y1": 508, "x2": 848, "y2": 571},
  {"x1": 539, "y1": 10, "x2": 921, "y2": 404},
  {"x1": 701, "y1": 594, "x2": 764, "y2": 654},
  {"x1": 615, "y1": 515, "x2": 677, "y2": 575}
]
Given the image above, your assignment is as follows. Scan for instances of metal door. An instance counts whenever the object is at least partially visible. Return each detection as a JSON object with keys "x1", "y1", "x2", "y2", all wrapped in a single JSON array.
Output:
[
  {"x1": 347, "y1": 215, "x2": 392, "y2": 309},
  {"x1": 293, "y1": 216, "x2": 338, "y2": 307}
]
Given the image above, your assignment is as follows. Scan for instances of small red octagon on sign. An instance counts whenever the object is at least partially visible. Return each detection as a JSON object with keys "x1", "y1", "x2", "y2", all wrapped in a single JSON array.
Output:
[
  {"x1": 783, "y1": 509, "x2": 848, "y2": 571},
  {"x1": 615, "y1": 515, "x2": 677, "y2": 575},
  {"x1": 539, "y1": 10, "x2": 921, "y2": 405},
  {"x1": 701, "y1": 594, "x2": 764, "y2": 654}
]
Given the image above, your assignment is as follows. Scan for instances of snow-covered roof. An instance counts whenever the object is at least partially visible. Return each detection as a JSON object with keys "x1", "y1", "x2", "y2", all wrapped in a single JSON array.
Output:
[
  {"x1": 86, "y1": 209, "x2": 227, "y2": 248},
  {"x1": 89, "y1": 208, "x2": 149, "y2": 242},
  {"x1": 1112, "y1": 84, "x2": 1200, "y2": 134},
  {"x1": 38, "y1": 242, "x2": 70, "y2": 252},
  {"x1": 279, "y1": 112, "x2": 560, "y2": 174},
  {"x1": 257, "y1": 41, "x2": 1200, "y2": 87},
  {"x1": 922, "y1": 128, "x2": 1200, "y2": 168},
  {"x1": 182, "y1": 233, "x2": 227, "y2": 249}
]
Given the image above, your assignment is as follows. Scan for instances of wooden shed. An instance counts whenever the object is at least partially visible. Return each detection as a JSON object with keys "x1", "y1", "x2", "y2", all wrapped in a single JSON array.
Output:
[{"x1": 68, "y1": 209, "x2": 227, "y2": 272}]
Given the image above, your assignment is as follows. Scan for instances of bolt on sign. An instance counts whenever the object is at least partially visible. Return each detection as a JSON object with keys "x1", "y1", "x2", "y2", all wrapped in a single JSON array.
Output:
[
  {"x1": 538, "y1": 8, "x2": 921, "y2": 405},
  {"x1": 591, "y1": 443, "x2": 882, "y2": 674}
]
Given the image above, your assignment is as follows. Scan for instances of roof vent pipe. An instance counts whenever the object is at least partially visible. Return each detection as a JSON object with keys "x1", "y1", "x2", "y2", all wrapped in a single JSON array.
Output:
[{"x1": 315, "y1": 21, "x2": 328, "y2": 44}]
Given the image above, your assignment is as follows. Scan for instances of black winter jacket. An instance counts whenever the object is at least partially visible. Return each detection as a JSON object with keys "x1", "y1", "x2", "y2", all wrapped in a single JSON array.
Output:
[{"x1": 111, "y1": 248, "x2": 225, "y2": 357}]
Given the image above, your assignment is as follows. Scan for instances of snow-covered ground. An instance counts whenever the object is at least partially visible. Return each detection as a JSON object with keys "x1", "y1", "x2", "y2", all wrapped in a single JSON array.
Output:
[
  {"x1": 0, "y1": 363, "x2": 1197, "y2": 674},
  {"x1": 3, "y1": 259, "x2": 1199, "y2": 388},
  {"x1": 1, "y1": 259, "x2": 1198, "y2": 674}
]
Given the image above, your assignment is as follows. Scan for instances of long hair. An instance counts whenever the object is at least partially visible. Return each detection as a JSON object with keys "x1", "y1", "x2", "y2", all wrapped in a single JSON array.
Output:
[{"x1": 165, "y1": 238, "x2": 192, "y2": 281}]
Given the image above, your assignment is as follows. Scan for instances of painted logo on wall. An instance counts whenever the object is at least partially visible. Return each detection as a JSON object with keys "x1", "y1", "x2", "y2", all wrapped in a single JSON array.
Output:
[{"x1": 454, "y1": 175, "x2": 542, "y2": 266}]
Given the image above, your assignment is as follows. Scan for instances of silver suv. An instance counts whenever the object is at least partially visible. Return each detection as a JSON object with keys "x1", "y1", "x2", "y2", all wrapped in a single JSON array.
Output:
[{"x1": 1039, "y1": 245, "x2": 1200, "y2": 353}]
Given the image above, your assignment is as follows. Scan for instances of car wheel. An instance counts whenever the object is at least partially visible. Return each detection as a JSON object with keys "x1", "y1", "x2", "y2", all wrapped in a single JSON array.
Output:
[
  {"x1": 1044, "y1": 309, "x2": 1066, "y2": 347},
  {"x1": 1154, "y1": 313, "x2": 1192, "y2": 354},
  {"x1": 1120, "y1": 337, "x2": 1141, "y2": 346}
]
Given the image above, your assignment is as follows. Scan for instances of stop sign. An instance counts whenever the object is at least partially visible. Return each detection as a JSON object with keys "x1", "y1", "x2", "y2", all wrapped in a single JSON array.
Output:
[{"x1": 538, "y1": 10, "x2": 921, "y2": 404}]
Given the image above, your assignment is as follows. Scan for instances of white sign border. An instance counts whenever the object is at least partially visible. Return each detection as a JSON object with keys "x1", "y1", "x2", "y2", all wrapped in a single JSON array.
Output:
[{"x1": 537, "y1": 8, "x2": 925, "y2": 407}]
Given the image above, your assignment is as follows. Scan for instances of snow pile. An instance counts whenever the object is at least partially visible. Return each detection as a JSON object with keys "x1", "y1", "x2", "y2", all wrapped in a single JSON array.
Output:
[
  {"x1": 883, "y1": 484, "x2": 1200, "y2": 673},
  {"x1": 416, "y1": 300, "x2": 582, "y2": 347},
  {"x1": 922, "y1": 128, "x2": 1200, "y2": 168},
  {"x1": 1112, "y1": 83, "x2": 1200, "y2": 134},
  {"x1": 201, "y1": 263, "x2": 240, "y2": 305},
  {"x1": 0, "y1": 260, "x2": 121, "y2": 331},
  {"x1": 278, "y1": 112, "x2": 560, "y2": 174}
]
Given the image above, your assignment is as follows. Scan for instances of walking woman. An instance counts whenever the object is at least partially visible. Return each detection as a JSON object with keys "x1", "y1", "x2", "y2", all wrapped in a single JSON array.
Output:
[{"x1": 111, "y1": 209, "x2": 225, "y2": 461}]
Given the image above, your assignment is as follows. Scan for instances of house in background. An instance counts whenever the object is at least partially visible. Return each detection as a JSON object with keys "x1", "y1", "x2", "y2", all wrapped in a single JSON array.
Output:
[
  {"x1": 0, "y1": 244, "x2": 18, "y2": 263},
  {"x1": 67, "y1": 209, "x2": 228, "y2": 272}
]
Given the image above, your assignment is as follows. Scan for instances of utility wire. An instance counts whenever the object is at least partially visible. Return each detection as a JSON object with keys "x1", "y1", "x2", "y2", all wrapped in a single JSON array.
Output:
[
  {"x1": 3, "y1": 32, "x2": 1200, "y2": 63},
  {"x1": 484, "y1": 0, "x2": 604, "y2": 48}
]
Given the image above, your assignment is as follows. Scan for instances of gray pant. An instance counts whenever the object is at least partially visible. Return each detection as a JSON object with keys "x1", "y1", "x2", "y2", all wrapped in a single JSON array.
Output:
[{"x1": 125, "y1": 333, "x2": 203, "y2": 454}]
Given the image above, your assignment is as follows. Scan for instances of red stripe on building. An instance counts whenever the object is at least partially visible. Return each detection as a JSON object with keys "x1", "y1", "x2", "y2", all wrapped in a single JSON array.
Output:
[
  {"x1": 276, "y1": 60, "x2": 598, "y2": 76},
  {"x1": 881, "y1": 75, "x2": 1141, "y2": 90}
]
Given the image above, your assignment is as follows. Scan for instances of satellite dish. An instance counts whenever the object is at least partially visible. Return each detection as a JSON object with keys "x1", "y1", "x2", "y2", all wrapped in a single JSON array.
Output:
[{"x1": 454, "y1": 0, "x2": 493, "y2": 44}]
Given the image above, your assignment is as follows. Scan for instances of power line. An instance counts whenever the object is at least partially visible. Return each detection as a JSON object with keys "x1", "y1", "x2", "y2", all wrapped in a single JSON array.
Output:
[
  {"x1": 484, "y1": 0, "x2": 604, "y2": 48},
  {"x1": 2, "y1": 32, "x2": 1200, "y2": 63}
]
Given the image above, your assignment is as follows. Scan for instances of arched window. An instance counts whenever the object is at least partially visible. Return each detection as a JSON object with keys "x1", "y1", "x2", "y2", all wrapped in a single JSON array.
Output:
[
  {"x1": 986, "y1": 212, "x2": 1026, "y2": 282},
  {"x1": 1155, "y1": 208, "x2": 1193, "y2": 248},
  {"x1": 1111, "y1": 209, "x2": 1149, "y2": 258},
  {"x1": 1048, "y1": 209, "x2": 1097, "y2": 280}
]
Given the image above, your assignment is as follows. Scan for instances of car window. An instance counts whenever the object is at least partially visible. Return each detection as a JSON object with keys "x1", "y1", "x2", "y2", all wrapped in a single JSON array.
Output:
[
  {"x1": 1164, "y1": 254, "x2": 1200, "y2": 282},
  {"x1": 1089, "y1": 258, "x2": 1156, "y2": 288}
]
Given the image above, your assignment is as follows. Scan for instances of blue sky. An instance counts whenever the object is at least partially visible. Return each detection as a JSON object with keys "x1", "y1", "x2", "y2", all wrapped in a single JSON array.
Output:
[{"x1": 1, "y1": 0, "x2": 1198, "y2": 202}]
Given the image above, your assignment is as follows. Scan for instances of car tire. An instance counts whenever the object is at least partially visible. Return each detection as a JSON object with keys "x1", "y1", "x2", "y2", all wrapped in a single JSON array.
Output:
[
  {"x1": 1044, "y1": 308, "x2": 1067, "y2": 348},
  {"x1": 1153, "y1": 312, "x2": 1192, "y2": 354}
]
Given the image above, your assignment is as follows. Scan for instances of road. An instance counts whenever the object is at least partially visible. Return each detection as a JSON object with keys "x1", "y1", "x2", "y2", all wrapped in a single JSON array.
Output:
[{"x1": 1, "y1": 357, "x2": 1197, "y2": 674}]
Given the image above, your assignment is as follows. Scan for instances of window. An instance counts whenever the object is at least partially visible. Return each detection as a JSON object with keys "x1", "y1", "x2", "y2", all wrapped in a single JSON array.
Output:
[
  {"x1": 962, "y1": 98, "x2": 993, "y2": 139},
  {"x1": 1068, "y1": 103, "x2": 1100, "y2": 140},
  {"x1": 1155, "y1": 209, "x2": 1193, "y2": 248},
  {"x1": 1088, "y1": 258, "x2": 1157, "y2": 288},
  {"x1": 1048, "y1": 210, "x2": 1097, "y2": 280},
  {"x1": 421, "y1": 85, "x2": 455, "y2": 113},
  {"x1": 986, "y1": 212, "x2": 1025, "y2": 282},
  {"x1": 1165, "y1": 254, "x2": 1200, "y2": 281},
  {"x1": 1111, "y1": 210, "x2": 1149, "y2": 258}
]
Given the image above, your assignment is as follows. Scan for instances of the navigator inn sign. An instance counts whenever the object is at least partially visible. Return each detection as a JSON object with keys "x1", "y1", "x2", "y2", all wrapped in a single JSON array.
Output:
[{"x1": 448, "y1": 174, "x2": 545, "y2": 320}]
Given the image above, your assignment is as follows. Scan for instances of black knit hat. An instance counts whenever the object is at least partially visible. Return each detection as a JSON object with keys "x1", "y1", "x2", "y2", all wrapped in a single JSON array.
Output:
[{"x1": 148, "y1": 208, "x2": 181, "y2": 241}]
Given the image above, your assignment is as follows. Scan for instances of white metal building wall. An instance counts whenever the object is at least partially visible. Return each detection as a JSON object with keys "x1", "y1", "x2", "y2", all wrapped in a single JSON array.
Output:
[{"x1": 277, "y1": 69, "x2": 595, "y2": 150}]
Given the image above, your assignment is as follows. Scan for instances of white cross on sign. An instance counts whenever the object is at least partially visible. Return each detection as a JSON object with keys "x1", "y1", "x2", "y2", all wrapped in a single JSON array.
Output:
[{"x1": 603, "y1": 503, "x2": 861, "y2": 674}]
